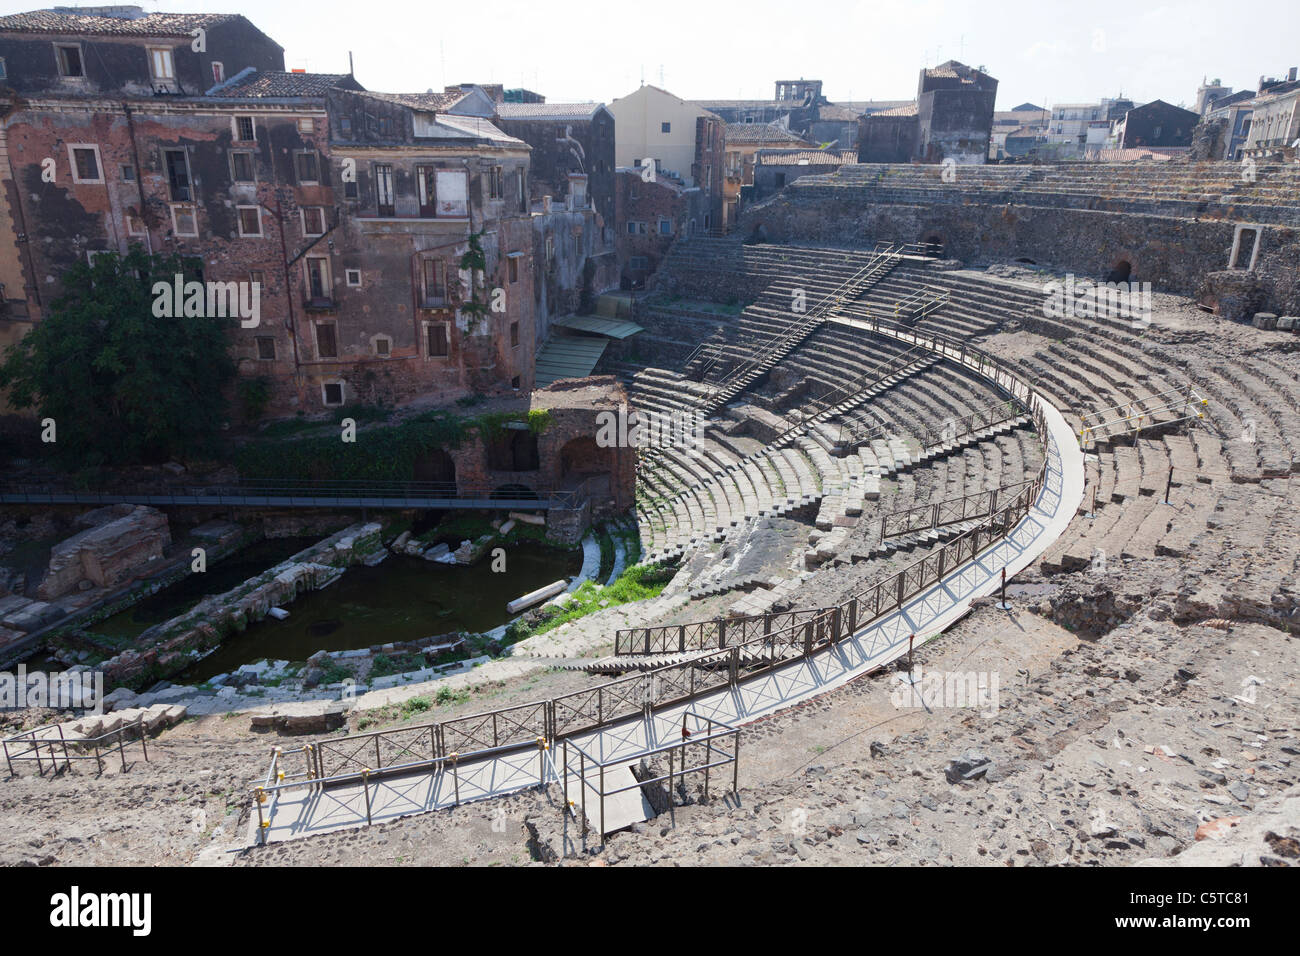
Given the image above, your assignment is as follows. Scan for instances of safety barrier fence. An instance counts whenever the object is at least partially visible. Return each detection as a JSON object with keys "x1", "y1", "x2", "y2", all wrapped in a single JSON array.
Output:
[
  {"x1": 3, "y1": 714, "x2": 148, "y2": 776},
  {"x1": 248, "y1": 307, "x2": 1055, "y2": 841},
  {"x1": 879, "y1": 478, "x2": 1037, "y2": 543},
  {"x1": 562, "y1": 712, "x2": 739, "y2": 840},
  {"x1": 1078, "y1": 383, "x2": 1208, "y2": 447}
]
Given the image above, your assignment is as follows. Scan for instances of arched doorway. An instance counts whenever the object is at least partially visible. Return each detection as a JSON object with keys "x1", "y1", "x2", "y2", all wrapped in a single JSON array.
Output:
[
  {"x1": 413, "y1": 449, "x2": 456, "y2": 491},
  {"x1": 486, "y1": 429, "x2": 540, "y2": 472},
  {"x1": 1107, "y1": 259, "x2": 1133, "y2": 283}
]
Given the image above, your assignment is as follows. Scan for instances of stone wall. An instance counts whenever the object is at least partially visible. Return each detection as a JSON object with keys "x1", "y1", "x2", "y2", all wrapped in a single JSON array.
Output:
[
  {"x1": 36, "y1": 505, "x2": 170, "y2": 600},
  {"x1": 739, "y1": 191, "x2": 1300, "y2": 314},
  {"x1": 94, "y1": 521, "x2": 384, "y2": 690}
]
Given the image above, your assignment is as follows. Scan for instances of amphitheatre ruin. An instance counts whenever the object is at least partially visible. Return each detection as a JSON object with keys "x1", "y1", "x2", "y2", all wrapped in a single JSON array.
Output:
[{"x1": 0, "y1": 15, "x2": 1296, "y2": 874}]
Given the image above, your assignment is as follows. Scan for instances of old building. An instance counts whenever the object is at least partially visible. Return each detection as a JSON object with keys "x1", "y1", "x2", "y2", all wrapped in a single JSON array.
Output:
[
  {"x1": 0, "y1": 8, "x2": 551, "y2": 421},
  {"x1": 1113, "y1": 99, "x2": 1200, "y2": 149},
  {"x1": 494, "y1": 101, "x2": 616, "y2": 227},
  {"x1": 614, "y1": 167, "x2": 706, "y2": 288},
  {"x1": 858, "y1": 103, "x2": 919, "y2": 163},
  {"x1": 915, "y1": 61, "x2": 998, "y2": 165},
  {"x1": 1242, "y1": 73, "x2": 1300, "y2": 161},
  {"x1": 722, "y1": 123, "x2": 812, "y2": 226},
  {"x1": 858, "y1": 61, "x2": 997, "y2": 165},
  {"x1": 751, "y1": 148, "x2": 856, "y2": 202}
]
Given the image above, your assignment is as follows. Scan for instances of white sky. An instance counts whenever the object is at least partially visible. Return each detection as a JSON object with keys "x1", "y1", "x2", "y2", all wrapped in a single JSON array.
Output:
[{"x1": 14, "y1": 0, "x2": 1300, "y2": 110}]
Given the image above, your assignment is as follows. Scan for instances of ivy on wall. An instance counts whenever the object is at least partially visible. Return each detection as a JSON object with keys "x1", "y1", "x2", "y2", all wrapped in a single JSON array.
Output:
[{"x1": 233, "y1": 407, "x2": 553, "y2": 482}]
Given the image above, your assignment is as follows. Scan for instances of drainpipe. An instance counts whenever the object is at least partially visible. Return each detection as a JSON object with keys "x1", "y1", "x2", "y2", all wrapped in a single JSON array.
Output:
[
  {"x1": 0, "y1": 116, "x2": 42, "y2": 312},
  {"x1": 121, "y1": 103, "x2": 153, "y2": 253},
  {"x1": 262, "y1": 195, "x2": 302, "y2": 379}
]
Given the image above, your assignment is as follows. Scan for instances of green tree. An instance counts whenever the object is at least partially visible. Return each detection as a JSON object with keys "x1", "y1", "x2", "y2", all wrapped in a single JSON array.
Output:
[{"x1": 0, "y1": 245, "x2": 237, "y2": 466}]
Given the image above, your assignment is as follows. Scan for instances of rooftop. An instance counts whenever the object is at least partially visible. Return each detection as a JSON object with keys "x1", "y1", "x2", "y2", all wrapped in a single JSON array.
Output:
[
  {"x1": 208, "y1": 70, "x2": 360, "y2": 99},
  {"x1": 496, "y1": 102, "x2": 605, "y2": 121},
  {"x1": 0, "y1": 8, "x2": 262, "y2": 39}
]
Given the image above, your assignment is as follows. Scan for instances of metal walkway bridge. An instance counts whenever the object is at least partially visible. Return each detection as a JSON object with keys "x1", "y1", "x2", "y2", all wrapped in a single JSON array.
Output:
[{"x1": 0, "y1": 479, "x2": 587, "y2": 512}]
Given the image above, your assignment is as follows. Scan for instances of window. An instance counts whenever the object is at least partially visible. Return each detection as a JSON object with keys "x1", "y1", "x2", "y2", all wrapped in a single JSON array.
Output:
[
  {"x1": 170, "y1": 204, "x2": 198, "y2": 237},
  {"x1": 147, "y1": 47, "x2": 174, "y2": 82},
  {"x1": 416, "y1": 165, "x2": 436, "y2": 217},
  {"x1": 0, "y1": 58, "x2": 7, "y2": 81},
  {"x1": 435, "y1": 170, "x2": 468, "y2": 217},
  {"x1": 164, "y1": 148, "x2": 191, "y2": 201},
  {"x1": 120, "y1": 164, "x2": 136, "y2": 182},
  {"x1": 126, "y1": 214, "x2": 146, "y2": 236},
  {"x1": 658, "y1": 219, "x2": 672, "y2": 235},
  {"x1": 374, "y1": 163, "x2": 395, "y2": 216},
  {"x1": 295, "y1": 150, "x2": 320, "y2": 184},
  {"x1": 297, "y1": 117, "x2": 315, "y2": 134},
  {"x1": 322, "y1": 382, "x2": 344, "y2": 406},
  {"x1": 488, "y1": 165, "x2": 504, "y2": 199},
  {"x1": 511, "y1": 376, "x2": 521, "y2": 390},
  {"x1": 373, "y1": 336, "x2": 391, "y2": 357},
  {"x1": 249, "y1": 270, "x2": 265, "y2": 289},
  {"x1": 510, "y1": 321, "x2": 519, "y2": 348},
  {"x1": 230, "y1": 150, "x2": 255, "y2": 183},
  {"x1": 629, "y1": 256, "x2": 648, "y2": 270},
  {"x1": 55, "y1": 44, "x2": 83, "y2": 78},
  {"x1": 233, "y1": 115, "x2": 255, "y2": 142},
  {"x1": 508, "y1": 255, "x2": 519, "y2": 283},
  {"x1": 345, "y1": 269, "x2": 362, "y2": 287},
  {"x1": 425, "y1": 322, "x2": 448, "y2": 357},
  {"x1": 256, "y1": 336, "x2": 276, "y2": 360},
  {"x1": 343, "y1": 178, "x2": 358, "y2": 199},
  {"x1": 211, "y1": 62, "x2": 224, "y2": 85},
  {"x1": 421, "y1": 259, "x2": 445, "y2": 307},
  {"x1": 68, "y1": 145, "x2": 102, "y2": 184},
  {"x1": 306, "y1": 257, "x2": 332, "y2": 304},
  {"x1": 661, "y1": 122, "x2": 671, "y2": 133},
  {"x1": 314, "y1": 321, "x2": 338, "y2": 358},
  {"x1": 626, "y1": 221, "x2": 647, "y2": 235},
  {"x1": 237, "y1": 205, "x2": 262, "y2": 237},
  {"x1": 339, "y1": 117, "x2": 352, "y2": 136},
  {"x1": 301, "y1": 206, "x2": 326, "y2": 236}
]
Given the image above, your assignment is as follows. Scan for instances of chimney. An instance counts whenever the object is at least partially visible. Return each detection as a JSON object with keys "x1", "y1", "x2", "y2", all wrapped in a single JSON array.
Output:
[{"x1": 1290, "y1": 67, "x2": 1298, "y2": 82}]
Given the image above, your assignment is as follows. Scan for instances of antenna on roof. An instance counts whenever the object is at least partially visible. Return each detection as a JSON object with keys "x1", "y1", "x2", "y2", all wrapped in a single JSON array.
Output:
[{"x1": 348, "y1": 51, "x2": 354, "y2": 76}]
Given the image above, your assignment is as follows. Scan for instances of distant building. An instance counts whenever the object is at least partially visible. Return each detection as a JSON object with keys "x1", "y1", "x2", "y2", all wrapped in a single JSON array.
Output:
[
  {"x1": 722, "y1": 123, "x2": 812, "y2": 226},
  {"x1": 608, "y1": 85, "x2": 724, "y2": 230},
  {"x1": 751, "y1": 149, "x2": 856, "y2": 201},
  {"x1": 1113, "y1": 100, "x2": 1200, "y2": 148},
  {"x1": 858, "y1": 61, "x2": 997, "y2": 165},
  {"x1": 1242, "y1": 71, "x2": 1300, "y2": 161}
]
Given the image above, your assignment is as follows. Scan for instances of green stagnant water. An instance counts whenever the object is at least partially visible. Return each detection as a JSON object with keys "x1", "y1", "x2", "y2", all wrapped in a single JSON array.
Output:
[
  {"x1": 178, "y1": 544, "x2": 581, "y2": 683},
  {"x1": 92, "y1": 536, "x2": 324, "y2": 642}
]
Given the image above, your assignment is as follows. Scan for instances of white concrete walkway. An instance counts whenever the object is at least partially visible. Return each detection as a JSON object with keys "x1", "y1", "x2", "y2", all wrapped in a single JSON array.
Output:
[{"x1": 255, "y1": 353, "x2": 1084, "y2": 846}]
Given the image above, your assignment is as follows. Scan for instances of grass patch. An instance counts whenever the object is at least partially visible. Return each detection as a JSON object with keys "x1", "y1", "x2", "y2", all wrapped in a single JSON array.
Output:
[{"x1": 504, "y1": 562, "x2": 674, "y2": 644}]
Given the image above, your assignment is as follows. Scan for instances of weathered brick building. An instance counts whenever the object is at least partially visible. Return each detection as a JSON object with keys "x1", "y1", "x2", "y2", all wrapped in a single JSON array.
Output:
[
  {"x1": 0, "y1": 7, "x2": 566, "y2": 419},
  {"x1": 614, "y1": 167, "x2": 709, "y2": 288},
  {"x1": 858, "y1": 61, "x2": 997, "y2": 165}
]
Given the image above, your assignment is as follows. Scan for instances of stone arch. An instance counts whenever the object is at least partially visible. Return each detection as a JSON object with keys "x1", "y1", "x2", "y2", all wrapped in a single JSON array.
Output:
[
  {"x1": 560, "y1": 435, "x2": 606, "y2": 479},
  {"x1": 413, "y1": 448, "x2": 456, "y2": 489},
  {"x1": 486, "y1": 429, "x2": 540, "y2": 472},
  {"x1": 1107, "y1": 258, "x2": 1133, "y2": 283}
]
